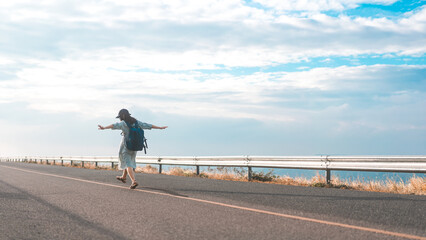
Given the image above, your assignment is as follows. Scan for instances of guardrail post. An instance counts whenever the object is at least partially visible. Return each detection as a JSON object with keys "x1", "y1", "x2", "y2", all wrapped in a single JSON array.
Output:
[
  {"x1": 61, "y1": 157, "x2": 64, "y2": 166},
  {"x1": 324, "y1": 155, "x2": 331, "y2": 185},
  {"x1": 159, "y1": 164, "x2": 162, "y2": 174},
  {"x1": 82, "y1": 161, "x2": 85, "y2": 168},
  {"x1": 326, "y1": 170, "x2": 331, "y2": 185},
  {"x1": 194, "y1": 156, "x2": 200, "y2": 175},
  {"x1": 95, "y1": 162, "x2": 98, "y2": 167},
  {"x1": 111, "y1": 162, "x2": 114, "y2": 169},
  {"x1": 246, "y1": 156, "x2": 253, "y2": 181},
  {"x1": 70, "y1": 160, "x2": 73, "y2": 166}
]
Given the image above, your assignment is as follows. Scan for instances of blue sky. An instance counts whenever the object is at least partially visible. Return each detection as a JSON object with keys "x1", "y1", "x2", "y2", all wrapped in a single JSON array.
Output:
[{"x1": 0, "y1": 0, "x2": 425, "y2": 157}]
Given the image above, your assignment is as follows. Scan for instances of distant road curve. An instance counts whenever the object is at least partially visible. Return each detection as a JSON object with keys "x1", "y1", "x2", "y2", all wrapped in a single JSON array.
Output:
[{"x1": 0, "y1": 162, "x2": 425, "y2": 240}]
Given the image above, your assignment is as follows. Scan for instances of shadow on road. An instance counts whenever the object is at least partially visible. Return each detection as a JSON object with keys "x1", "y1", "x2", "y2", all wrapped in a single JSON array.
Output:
[{"x1": 0, "y1": 179, "x2": 130, "y2": 240}]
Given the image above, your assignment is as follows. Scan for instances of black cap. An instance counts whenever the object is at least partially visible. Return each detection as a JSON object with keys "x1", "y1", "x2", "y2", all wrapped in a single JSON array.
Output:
[{"x1": 116, "y1": 109, "x2": 130, "y2": 118}]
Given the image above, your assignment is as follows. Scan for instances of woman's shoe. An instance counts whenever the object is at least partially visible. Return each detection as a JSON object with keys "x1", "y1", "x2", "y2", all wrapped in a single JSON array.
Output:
[
  {"x1": 130, "y1": 182, "x2": 139, "y2": 189},
  {"x1": 116, "y1": 176, "x2": 126, "y2": 183}
]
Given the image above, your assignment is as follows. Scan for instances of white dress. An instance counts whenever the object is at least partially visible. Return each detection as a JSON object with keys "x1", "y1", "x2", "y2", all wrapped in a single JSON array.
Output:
[{"x1": 112, "y1": 120, "x2": 153, "y2": 170}]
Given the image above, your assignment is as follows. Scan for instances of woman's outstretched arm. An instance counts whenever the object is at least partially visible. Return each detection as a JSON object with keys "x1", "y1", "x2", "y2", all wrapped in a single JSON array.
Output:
[
  {"x1": 98, "y1": 124, "x2": 113, "y2": 130},
  {"x1": 151, "y1": 125, "x2": 168, "y2": 130}
]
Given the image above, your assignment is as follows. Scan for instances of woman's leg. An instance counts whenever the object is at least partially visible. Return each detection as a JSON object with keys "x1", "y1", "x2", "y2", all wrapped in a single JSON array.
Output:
[
  {"x1": 127, "y1": 167, "x2": 137, "y2": 183},
  {"x1": 121, "y1": 168, "x2": 128, "y2": 179}
]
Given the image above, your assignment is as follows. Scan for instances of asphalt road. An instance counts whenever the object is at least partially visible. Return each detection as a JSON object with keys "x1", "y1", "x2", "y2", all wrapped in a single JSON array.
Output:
[{"x1": 0, "y1": 161, "x2": 425, "y2": 240}]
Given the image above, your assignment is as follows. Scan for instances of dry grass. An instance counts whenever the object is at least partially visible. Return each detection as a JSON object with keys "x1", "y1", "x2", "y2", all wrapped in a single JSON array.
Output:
[
  {"x1": 186, "y1": 167, "x2": 425, "y2": 195},
  {"x1": 199, "y1": 167, "x2": 246, "y2": 181},
  {"x1": 345, "y1": 176, "x2": 424, "y2": 195},
  {"x1": 135, "y1": 164, "x2": 158, "y2": 174},
  {"x1": 38, "y1": 160, "x2": 115, "y2": 170},
  {"x1": 24, "y1": 161, "x2": 426, "y2": 195}
]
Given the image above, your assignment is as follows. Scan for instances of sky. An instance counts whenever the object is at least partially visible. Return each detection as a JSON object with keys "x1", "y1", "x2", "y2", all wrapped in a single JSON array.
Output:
[{"x1": 0, "y1": 0, "x2": 425, "y2": 157}]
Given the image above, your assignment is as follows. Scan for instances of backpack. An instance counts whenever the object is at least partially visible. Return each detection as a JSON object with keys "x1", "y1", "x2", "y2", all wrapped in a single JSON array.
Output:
[{"x1": 124, "y1": 121, "x2": 148, "y2": 153}]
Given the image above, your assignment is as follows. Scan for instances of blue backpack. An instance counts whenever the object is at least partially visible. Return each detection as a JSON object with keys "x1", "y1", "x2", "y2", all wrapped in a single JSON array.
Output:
[{"x1": 124, "y1": 121, "x2": 148, "y2": 153}]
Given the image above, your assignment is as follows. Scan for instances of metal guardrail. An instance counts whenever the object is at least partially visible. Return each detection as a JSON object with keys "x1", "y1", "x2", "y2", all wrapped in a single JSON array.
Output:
[{"x1": 1, "y1": 156, "x2": 425, "y2": 183}]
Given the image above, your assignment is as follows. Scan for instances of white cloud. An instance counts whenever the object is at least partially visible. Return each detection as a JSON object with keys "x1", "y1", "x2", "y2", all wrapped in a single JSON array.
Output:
[
  {"x1": 0, "y1": 56, "x2": 14, "y2": 65},
  {"x1": 252, "y1": 0, "x2": 397, "y2": 12},
  {"x1": 1, "y1": 48, "x2": 424, "y2": 126},
  {"x1": 0, "y1": 1, "x2": 424, "y2": 63},
  {"x1": 0, "y1": 0, "x2": 271, "y2": 24},
  {"x1": 0, "y1": 1, "x2": 424, "y2": 124}
]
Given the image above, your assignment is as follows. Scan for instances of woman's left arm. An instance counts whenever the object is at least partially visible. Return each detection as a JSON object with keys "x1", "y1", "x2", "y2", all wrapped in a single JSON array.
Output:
[
  {"x1": 98, "y1": 124, "x2": 114, "y2": 130},
  {"x1": 151, "y1": 125, "x2": 168, "y2": 130}
]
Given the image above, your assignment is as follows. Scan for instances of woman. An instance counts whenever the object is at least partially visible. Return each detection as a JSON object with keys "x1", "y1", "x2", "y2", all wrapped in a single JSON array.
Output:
[{"x1": 98, "y1": 109, "x2": 167, "y2": 189}]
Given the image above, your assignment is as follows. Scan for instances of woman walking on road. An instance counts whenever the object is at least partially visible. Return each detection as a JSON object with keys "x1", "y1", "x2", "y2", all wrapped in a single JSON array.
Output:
[{"x1": 98, "y1": 109, "x2": 167, "y2": 189}]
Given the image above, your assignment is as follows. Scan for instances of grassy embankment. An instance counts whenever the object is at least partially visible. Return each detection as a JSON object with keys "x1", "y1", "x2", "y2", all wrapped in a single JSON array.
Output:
[{"x1": 36, "y1": 161, "x2": 426, "y2": 195}]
